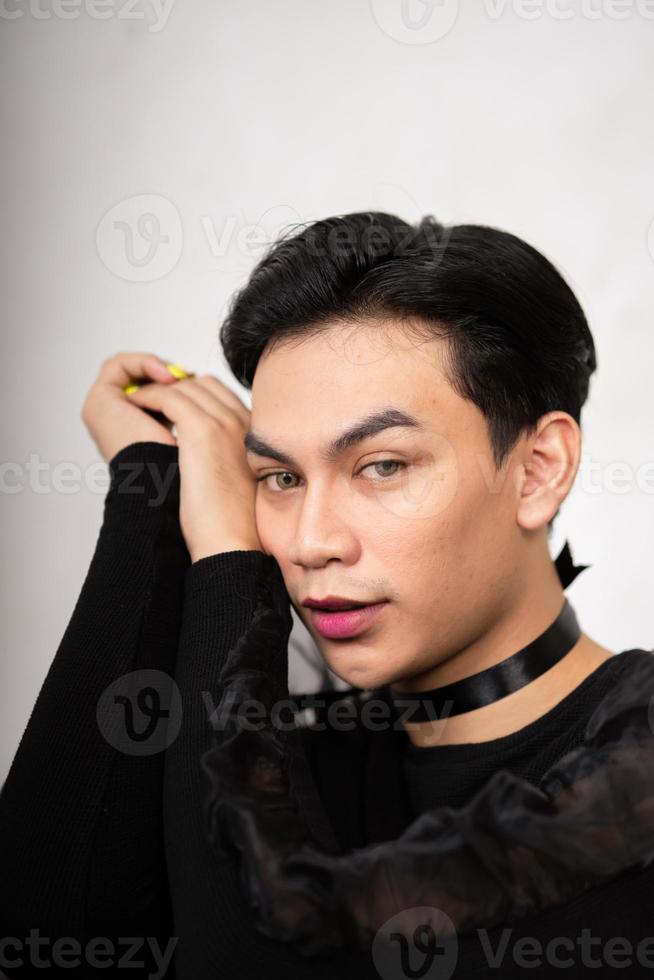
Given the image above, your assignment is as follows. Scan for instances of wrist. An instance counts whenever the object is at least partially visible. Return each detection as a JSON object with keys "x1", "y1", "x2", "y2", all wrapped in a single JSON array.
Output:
[{"x1": 190, "y1": 540, "x2": 264, "y2": 563}]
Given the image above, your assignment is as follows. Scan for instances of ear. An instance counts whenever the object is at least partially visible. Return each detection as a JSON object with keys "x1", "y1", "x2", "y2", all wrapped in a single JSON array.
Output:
[{"x1": 516, "y1": 412, "x2": 581, "y2": 532}]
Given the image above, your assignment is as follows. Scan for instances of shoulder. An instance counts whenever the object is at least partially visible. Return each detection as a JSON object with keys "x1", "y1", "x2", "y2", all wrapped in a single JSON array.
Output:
[{"x1": 585, "y1": 647, "x2": 654, "y2": 739}]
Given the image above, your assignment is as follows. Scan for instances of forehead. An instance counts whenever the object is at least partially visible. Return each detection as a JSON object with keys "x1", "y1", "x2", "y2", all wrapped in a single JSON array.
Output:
[
  {"x1": 248, "y1": 320, "x2": 485, "y2": 456},
  {"x1": 252, "y1": 319, "x2": 450, "y2": 409}
]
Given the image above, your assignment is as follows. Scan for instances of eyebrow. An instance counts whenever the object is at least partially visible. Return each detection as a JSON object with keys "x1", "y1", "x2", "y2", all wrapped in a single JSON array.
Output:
[{"x1": 244, "y1": 408, "x2": 423, "y2": 468}]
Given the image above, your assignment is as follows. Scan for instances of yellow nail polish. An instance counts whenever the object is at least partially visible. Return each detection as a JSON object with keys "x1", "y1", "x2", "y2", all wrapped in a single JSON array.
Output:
[
  {"x1": 166, "y1": 363, "x2": 193, "y2": 379},
  {"x1": 124, "y1": 383, "x2": 141, "y2": 395}
]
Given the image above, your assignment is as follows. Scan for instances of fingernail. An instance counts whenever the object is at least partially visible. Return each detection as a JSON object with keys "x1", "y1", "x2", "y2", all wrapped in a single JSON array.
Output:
[
  {"x1": 124, "y1": 383, "x2": 141, "y2": 395},
  {"x1": 166, "y1": 363, "x2": 193, "y2": 379}
]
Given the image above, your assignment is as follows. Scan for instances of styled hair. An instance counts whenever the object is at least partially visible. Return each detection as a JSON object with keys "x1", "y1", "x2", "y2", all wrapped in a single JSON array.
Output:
[{"x1": 220, "y1": 212, "x2": 597, "y2": 524}]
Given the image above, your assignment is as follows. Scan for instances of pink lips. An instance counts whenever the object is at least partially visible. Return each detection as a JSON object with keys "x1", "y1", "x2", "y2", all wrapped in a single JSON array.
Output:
[{"x1": 308, "y1": 602, "x2": 389, "y2": 639}]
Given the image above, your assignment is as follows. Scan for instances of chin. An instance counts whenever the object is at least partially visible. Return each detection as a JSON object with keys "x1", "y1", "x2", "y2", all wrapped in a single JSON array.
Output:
[{"x1": 323, "y1": 660, "x2": 394, "y2": 693}]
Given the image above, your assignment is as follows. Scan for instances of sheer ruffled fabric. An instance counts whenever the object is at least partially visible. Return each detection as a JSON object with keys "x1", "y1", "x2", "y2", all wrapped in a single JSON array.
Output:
[{"x1": 200, "y1": 575, "x2": 654, "y2": 958}]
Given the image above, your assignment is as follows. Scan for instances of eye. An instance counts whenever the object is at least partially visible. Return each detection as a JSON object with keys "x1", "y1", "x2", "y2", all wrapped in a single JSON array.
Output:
[
  {"x1": 362, "y1": 459, "x2": 407, "y2": 481},
  {"x1": 256, "y1": 471, "x2": 300, "y2": 492},
  {"x1": 255, "y1": 460, "x2": 407, "y2": 492}
]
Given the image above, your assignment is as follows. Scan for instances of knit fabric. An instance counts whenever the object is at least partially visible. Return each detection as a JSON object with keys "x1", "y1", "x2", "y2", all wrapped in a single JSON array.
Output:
[
  {"x1": 2, "y1": 440, "x2": 653, "y2": 980},
  {"x1": 401, "y1": 651, "x2": 638, "y2": 814}
]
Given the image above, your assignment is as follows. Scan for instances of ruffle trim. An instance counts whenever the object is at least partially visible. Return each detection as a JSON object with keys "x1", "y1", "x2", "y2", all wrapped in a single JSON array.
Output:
[{"x1": 200, "y1": 581, "x2": 654, "y2": 958}]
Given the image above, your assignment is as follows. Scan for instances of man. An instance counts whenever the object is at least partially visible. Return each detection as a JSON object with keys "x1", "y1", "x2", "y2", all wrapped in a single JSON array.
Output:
[
  {"x1": 200, "y1": 211, "x2": 654, "y2": 975},
  {"x1": 2, "y1": 212, "x2": 652, "y2": 980}
]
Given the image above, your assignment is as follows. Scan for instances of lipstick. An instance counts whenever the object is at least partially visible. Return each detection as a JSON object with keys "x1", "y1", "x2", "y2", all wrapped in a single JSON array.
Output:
[{"x1": 308, "y1": 602, "x2": 388, "y2": 639}]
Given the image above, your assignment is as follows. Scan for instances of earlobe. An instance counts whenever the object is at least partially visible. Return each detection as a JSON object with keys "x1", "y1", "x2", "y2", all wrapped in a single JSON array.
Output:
[
  {"x1": 516, "y1": 462, "x2": 551, "y2": 532},
  {"x1": 516, "y1": 413, "x2": 580, "y2": 531}
]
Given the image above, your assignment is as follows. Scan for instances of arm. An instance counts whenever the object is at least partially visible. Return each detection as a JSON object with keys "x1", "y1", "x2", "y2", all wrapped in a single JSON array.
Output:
[
  {"x1": 0, "y1": 442, "x2": 188, "y2": 965},
  {"x1": 163, "y1": 550, "x2": 375, "y2": 979}
]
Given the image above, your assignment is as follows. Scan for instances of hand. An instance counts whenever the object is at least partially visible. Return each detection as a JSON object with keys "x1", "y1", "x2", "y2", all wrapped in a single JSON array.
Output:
[
  {"x1": 124, "y1": 373, "x2": 263, "y2": 562},
  {"x1": 81, "y1": 351, "x2": 185, "y2": 462}
]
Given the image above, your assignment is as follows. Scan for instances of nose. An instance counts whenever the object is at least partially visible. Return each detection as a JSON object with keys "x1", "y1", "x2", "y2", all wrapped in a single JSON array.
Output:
[{"x1": 286, "y1": 481, "x2": 360, "y2": 568}]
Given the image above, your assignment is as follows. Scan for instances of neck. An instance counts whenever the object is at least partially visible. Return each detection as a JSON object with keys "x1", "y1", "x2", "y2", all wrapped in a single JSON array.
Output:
[{"x1": 390, "y1": 561, "x2": 614, "y2": 748}]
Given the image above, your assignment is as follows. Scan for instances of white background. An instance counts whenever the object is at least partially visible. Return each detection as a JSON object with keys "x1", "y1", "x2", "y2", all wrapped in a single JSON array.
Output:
[{"x1": 1, "y1": 0, "x2": 653, "y2": 783}]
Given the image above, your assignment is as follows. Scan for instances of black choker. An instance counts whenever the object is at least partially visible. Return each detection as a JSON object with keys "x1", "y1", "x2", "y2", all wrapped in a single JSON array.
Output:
[{"x1": 387, "y1": 596, "x2": 582, "y2": 721}]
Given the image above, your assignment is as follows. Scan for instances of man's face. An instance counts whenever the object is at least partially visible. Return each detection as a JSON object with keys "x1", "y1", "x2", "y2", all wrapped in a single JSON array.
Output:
[{"x1": 247, "y1": 319, "x2": 525, "y2": 691}]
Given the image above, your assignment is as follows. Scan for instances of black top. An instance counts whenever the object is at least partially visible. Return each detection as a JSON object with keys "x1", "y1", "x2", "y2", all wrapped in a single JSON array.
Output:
[
  {"x1": 1, "y1": 439, "x2": 653, "y2": 980},
  {"x1": 400, "y1": 652, "x2": 634, "y2": 815}
]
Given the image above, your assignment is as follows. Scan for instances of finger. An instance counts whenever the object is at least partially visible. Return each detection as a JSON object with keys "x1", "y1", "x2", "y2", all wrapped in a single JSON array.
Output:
[
  {"x1": 191, "y1": 375, "x2": 250, "y2": 424},
  {"x1": 126, "y1": 380, "x2": 219, "y2": 429},
  {"x1": 98, "y1": 352, "x2": 189, "y2": 389},
  {"x1": 140, "y1": 376, "x2": 246, "y2": 428}
]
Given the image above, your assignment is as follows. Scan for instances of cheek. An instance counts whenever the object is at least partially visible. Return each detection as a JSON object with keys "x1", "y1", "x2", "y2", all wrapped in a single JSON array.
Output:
[
  {"x1": 382, "y1": 499, "x2": 482, "y2": 610},
  {"x1": 254, "y1": 501, "x2": 295, "y2": 568},
  {"x1": 254, "y1": 504, "x2": 275, "y2": 557}
]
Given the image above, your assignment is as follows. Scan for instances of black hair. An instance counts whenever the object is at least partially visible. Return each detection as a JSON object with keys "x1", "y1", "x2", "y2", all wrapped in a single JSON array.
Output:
[{"x1": 220, "y1": 212, "x2": 597, "y2": 525}]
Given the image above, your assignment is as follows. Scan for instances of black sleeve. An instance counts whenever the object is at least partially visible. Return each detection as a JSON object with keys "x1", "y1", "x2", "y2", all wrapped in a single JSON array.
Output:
[
  {"x1": 0, "y1": 441, "x2": 189, "y2": 975},
  {"x1": 162, "y1": 550, "x2": 377, "y2": 980}
]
